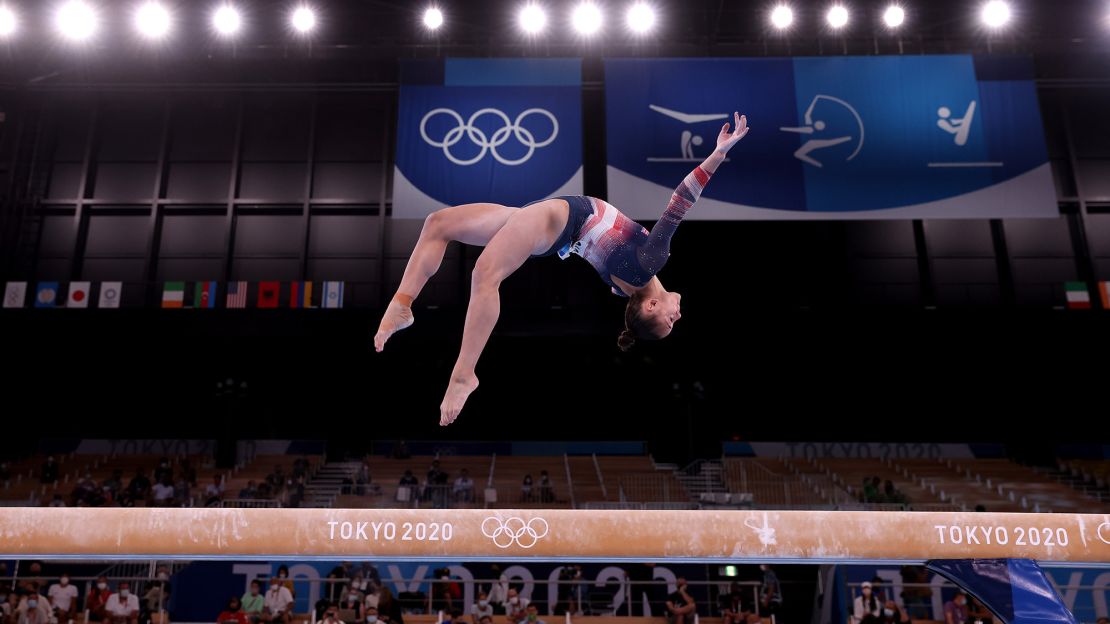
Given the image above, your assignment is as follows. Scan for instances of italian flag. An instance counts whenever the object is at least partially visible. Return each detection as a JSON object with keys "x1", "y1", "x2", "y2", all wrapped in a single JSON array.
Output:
[
  {"x1": 162, "y1": 281, "x2": 185, "y2": 308},
  {"x1": 1065, "y1": 282, "x2": 1090, "y2": 310},
  {"x1": 1101, "y1": 282, "x2": 1110, "y2": 310}
]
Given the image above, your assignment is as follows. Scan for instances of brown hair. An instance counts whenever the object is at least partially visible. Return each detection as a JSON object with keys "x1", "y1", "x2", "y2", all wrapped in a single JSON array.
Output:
[{"x1": 617, "y1": 290, "x2": 654, "y2": 352}]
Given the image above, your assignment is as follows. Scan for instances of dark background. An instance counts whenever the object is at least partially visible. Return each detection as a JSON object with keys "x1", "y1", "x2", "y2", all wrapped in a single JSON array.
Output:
[{"x1": 0, "y1": 0, "x2": 1108, "y2": 458}]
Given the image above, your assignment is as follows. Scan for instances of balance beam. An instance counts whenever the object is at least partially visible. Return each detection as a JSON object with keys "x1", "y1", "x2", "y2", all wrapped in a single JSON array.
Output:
[{"x1": 0, "y1": 508, "x2": 1106, "y2": 564}]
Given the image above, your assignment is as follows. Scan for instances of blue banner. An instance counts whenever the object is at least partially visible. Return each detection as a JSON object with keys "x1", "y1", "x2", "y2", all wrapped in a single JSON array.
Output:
[
  {"x1": 605, "y1": 56, "x2": 1056, "y2": 220},
  {"x1": 393, "y1": 58, "x2": 584, "y2": 218}
]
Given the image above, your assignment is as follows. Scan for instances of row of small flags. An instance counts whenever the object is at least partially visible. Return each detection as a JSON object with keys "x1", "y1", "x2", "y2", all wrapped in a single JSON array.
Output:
[
  {"x1": 3, "y1": 281, "x2": 345, "y2": 309},
  {"x1": 1065, "y1": 282, "x2": 1110, "y2": 310}
]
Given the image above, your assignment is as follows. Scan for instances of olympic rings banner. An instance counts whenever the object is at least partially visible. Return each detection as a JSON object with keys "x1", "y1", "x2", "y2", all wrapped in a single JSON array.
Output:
[
  {"x1": 605, "y1": 56, "x2": 1057, "y2": 220},
  {"x1": 393, "y1": 58, "x2": 584, "y2": 218}
]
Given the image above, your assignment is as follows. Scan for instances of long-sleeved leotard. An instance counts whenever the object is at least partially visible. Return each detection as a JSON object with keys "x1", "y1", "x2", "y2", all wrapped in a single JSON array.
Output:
[{"x1": 560, "y1": 165, "x2": 712, "y2": 296}]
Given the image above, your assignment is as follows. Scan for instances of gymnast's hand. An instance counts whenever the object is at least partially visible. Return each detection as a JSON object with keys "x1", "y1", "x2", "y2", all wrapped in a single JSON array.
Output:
[{"x1": 715, "y1": 111, "x2": 749, "y2": 155}]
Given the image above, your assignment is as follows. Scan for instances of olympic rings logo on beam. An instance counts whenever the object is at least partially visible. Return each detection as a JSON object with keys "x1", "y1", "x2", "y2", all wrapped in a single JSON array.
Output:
[
  {"x1": 419, "y1": 108, "x2": 559, "y2": 166},
  {"x1": 481, "y1": 516, "x2": 549, "y2": 549},
  {"x1": 1098, "y1": 521, "x2": 1110, "y2": 545}
]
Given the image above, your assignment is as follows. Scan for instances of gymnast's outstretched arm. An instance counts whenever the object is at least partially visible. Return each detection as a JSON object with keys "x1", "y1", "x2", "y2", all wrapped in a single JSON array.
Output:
[{"x1": 641, "y1": 112, "x2": 749, "y2": 257}]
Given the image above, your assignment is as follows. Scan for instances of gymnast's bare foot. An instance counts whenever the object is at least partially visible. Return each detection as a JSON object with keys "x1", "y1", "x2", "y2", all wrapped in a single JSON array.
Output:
[
  {"x1": 374, "y1": 297, "x2": 414, "y2": 352},
  {"x1": 440, "y1": 373, "x2": 479, "y2": 426}
]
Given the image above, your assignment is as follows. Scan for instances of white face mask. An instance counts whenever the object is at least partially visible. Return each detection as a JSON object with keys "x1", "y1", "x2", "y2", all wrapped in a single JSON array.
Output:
[
  {"x1": 120, "y1": 590, "x2": 130, "y2": 598},
  {"x1": 479, "y1": 601, "x2": 489, "y2": 608},
  {"x1": 510, "y1": 598, "x2": 520, "y2": 605},
  {"x1": 60, "y1": 578, "x2": 69, "y2": 586},
  {"x1": 271, "y1": 585, "x2": 280, "y2": 592},
  {"x1": 158, "y1": 573, "x2": 169, "y2": 581},
  {"x1": 884, "y1": 610, "x2": 895, "y2": 617},
  {"x1": 27, "y1": 600, "x2": 38, "y2": 609},
  {"x1": 97, "y1": 583, "x2": 108, "y2": 591},
  {"x1": 367, "y1": 618, "x2": 377, "y2": 624},
  {"x1": 350, "y1": 594, "x2": 360, "y2": 601}
]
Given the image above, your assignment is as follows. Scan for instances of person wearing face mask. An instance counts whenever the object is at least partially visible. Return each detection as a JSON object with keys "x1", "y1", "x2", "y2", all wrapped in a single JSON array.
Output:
[
  {"x1": 364, "y1": 607, "x2": 380, "y2": 624},
  {"x1": 104, "y1": 582, "x2": 140, "y2": 624},
  {"x1": 471, "y1": 593, "x2": 493, "y2": 621},
  {"x1": 877, "y1": 600, "x2": 910, "y2": 624},
  {"x1": 362, "y1": 582, "x2": 380, "y2": 612},
  {"x1": 719, "y1": 581, "x2": 757, "y2": 624},
  {"x1": 18, "y1": 587, "x2": 53, "y2": 624},
  {"x1": 0, "y1": 585, "x2": 13, "y2": 622},
  {"x1": 85, "y1": 577, "x2": 113, "y2": 622},
  {"x1": 47, "y1": 573, "x2": 79, "y2": 623},
  {"x1": 275, "y1": 567, "x2": 296, "y2": 598},
  {"x1": 338, "y1": 584, "x2": 365, "y2": 622},
  {"x1": 504, "y1": 589, "x2": 529, "y2": 624},
  {"x1": 262, "y1": 578, "x2": 293, "y2": 624},
  {"x1": 853, "y1": 582, "x2": 882, "y2": 624},
  {"x1": 665, "y1": 578, "x2": 696, "y2": 624},
  {"x1": 943, "y1": 591, "x2": 969, "y2": 624},
  {"x1": 142, "y1": 569, "x2": 172, "y2": 624},
  {"x1": 241, "y1": 581, "x2": 265, "y2": 624}
]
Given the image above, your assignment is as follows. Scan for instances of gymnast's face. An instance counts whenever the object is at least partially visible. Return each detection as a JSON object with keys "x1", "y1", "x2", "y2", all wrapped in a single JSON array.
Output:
[{"x1": 642, "y1": 291, "x2": 682, "y2": 337}]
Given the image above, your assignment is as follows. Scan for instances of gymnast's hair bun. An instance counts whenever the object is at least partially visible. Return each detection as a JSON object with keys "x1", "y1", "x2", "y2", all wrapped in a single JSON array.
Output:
[{"x1": 617, "y1": 329, "x2": 636, "y2": 352}]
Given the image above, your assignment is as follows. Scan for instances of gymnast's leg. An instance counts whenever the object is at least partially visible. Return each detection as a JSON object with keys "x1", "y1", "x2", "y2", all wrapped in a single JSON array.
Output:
[{"x1": 375, "y1": 202, "x2": 516, "y2": 352}]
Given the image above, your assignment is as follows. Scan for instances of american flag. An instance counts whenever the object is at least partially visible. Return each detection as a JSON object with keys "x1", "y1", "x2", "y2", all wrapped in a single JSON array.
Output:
[{"x1": 226, "y1": 281, "x2": 248, "y2": 308}]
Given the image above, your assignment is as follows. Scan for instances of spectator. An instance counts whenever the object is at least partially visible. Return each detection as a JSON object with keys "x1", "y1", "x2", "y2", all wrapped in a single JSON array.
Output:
[
  {"x1": 398, "y1": 471, "x2": 418, "y2": 501},
  {"x1": 878, "y1": 601, "x2": 910, "y2": 624},
  {"x1": 899, "y1": 566, "x2": 931, "y2": 620},
  {"x1": 943, "y1": 591, "x2": 969, "y2": 624},
  {"x1": 239, "y1": 481, "x2": 260, "y2": 499},
  {"x1": 128, "y1": 471, "x2": 151, "y2": 503},
  {"x1": 179, "y1": 458, "x2": 197, "y2": 487},
  {"x1": 355, "y1": 463, "x2": 371, "y2": 495},
  {"x1": 39, "y1": 457, "x2": 59, "y2": 484},
  {"x1": 263, "y1": 577, "x2": 294, "y2": 624},
  {"x1": 103, "y1": 470, "x2": 124, "y2": 495},
  {"x1": 23, "y1": 563, "x2": 45, "y2": 593},
  {"x1": 523, "y1": 605, "x2": 544, "y2": 624},
  {"x1": 47, "y1": 573, "x2": 78, "y2": 623},
  {"x1": 327, "y1": 564, "x2": 353, "y2": 603},
  {"x1": 719, "y1": 581, "x2": 756, "y2": 624},
  {"x1": 1, "y1": 586, "x2": 14, "y2": 622},
  {"x1": 376, "y1": 587, "x2": 403, "y2": 624},
  {"x1": 505, "y1": 589, "x2": 529, "y2": 624},
  {"x1": 86, "y1": 576, "x2": 113, "y2": 622},
  {"x1": 105, "y1": 581, "x2": 140, "y2": 624},
  {"x1": 853, "y1": 582, "x2": 881, "y2": 624},
  {"x1": 267, "y1": 466, "x2": 286, "y2": 494},
  {"x1": 364, "y1": 607, "x2": 379, "y2": 624},
  {"x1": 862, "y1": 477, "x2": 878, "y2": 503},
  {"x1": 882, "y1": 481, "x2": 908, "y2": 505},
  {"x1": 520, "y1": 475, "x2": 534, "y2": 503},
  {"x1": 478, "y1": 617, "x2": 493, "y2": 624},
  {"x1": 154, "y1": 458, "x2": 173, "y2": 485},
  {"x1": 241, "y1": 581, "x2": 264, "y2": 623},
  {"x1": 453, "y1": 470, "x2": 475, "y2": 503},
  {"x1": 758, "y1": 565, "x2": 782, "y2": 619},
  {"x1": 276, "y1": 566, "x2": 295, "y2": 598},
  {"x1": 338, "y1": 585, "x2": 364, "y2": 622},
  {"x1": 151, "y1": 477, "x2": 175, "y2": 506},
  {"x1": 17, "y1": 587, "x2": 52, "y2": 624},
  {"x1": 315, "y1": 606, "x2": 343, "y2": 624},
  {"x1": 218, "y1": 597, "x2": 250, "y2": 624},
  {"x1": 292, "y1": 457, "x2": 310, "y2": 480},
  {"x1": 205, "y1": 477, "x2": 225, "y2": 505},
  {"x1": 174, "y1": 474, "x2": 192, "y2": 507},
  {"x1": 665, "y1": 578, "x2": 696, "y2": 624},
  {"x1": 363, "y1": 584, "x2": 380, "y2": 612},
  {"x1": 538, "y1": 471, "x2": 554, "y2": 504},
  {"x1": 142, "y1": 568, "x2": 171, "y2": 623},
  {"x1": 472, "y1": 593, "x2": 493, "y2": 621}
]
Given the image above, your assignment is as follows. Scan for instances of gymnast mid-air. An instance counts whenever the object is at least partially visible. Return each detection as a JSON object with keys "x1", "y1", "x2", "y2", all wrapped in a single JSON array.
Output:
[{"x1": 375, "y1": 111, "x2": 750, "y2": 426}]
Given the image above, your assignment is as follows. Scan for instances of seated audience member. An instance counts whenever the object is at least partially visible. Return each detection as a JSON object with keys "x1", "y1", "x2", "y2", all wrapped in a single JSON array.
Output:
[
  {"x1": 720, "y1": 581, "x2": 758, "y2": 624},
  {"x1": 666, "y1": 578, "x2": 696, "y2": 624},
  {"x1": 86, "y1": 576, "x2": 113, "y2": 622},
  {"x1": 471, "y1": 593, "x2": 493, "y2": 621},
  {"x1": 218, "y1": 597, "x2": 250, "y2": 624},
  {"x1": 505, "y1": 590, "x2": 529, "y2": 624},
  {"x1": 854, "y1": 582, "x2": 881, "y2": 624},
  {"x1": 241, "y1": 581, "x2": 265, "y2": 623},
  {"x1": 877, "y1": 600, "x2": 910, "y2": 624},
  {"x1": 337, "y1": 586, "x2": 364, "y2": 622},
  {"x1": 944, "y1": 591, "x2": 969, "y2": 624},
  {"x1": 315, "y1": 606, "x2": 344, "y2": 624},
  {"x1": 522, "y1": 604, "x2": 544, "y2": 624},
  {"x1": 47, "y1": 573, "x2": 79, "y2": 623},
  {"x1": 262, "y1": 578, "x2": 294, "y2": 624},
  {"x1": 105, "y1": 582, "x2": 140, "y2": 624},
  {"x1": 18, "y1": 587, "x2": 54, "y2": 624}
]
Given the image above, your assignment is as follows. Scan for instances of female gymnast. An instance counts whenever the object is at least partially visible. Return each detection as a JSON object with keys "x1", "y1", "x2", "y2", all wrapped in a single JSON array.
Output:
[{"x1": 375, "y1": 112, "x2": 750, "y2": 426}]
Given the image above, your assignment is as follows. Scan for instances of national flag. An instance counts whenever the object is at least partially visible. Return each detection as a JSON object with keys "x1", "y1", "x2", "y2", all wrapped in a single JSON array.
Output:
[
  {"x1": 162, "y1": 281, "x2": 185, "y2": 308},
  {"x1": 290, "y1": 281, "x2": 313, "y2": 308},
  {"x1": 226, "y1": 281, "x2": 247, "y2": 308},
  {"x1": 322, "y1": 281, "x2": 344, "y2": 309},
  {"x1": 98, "y1": 282, "x2": 122, "y2": 308},
  {"x1": 3, "y1": 282, "x2": 27, "y2": 308},
  {"x1": 258, "y1": 281, "x2": 280, "y2": 308},
  {"x1": 67, "y1": 282, "x2": 91, "y2": 308},
  {"x1": 194, "y1": 281, "x2": 218, "y2": 309},
  {"x1": 1065, "y1": 282, "x2": 1090, "y2": 310},
  {"x1": 34, "y1": 282, "x2": 59, "y2": 308},
  {"x1": 1101, "y1": 281, "x2": 1110, "y2": 310}
]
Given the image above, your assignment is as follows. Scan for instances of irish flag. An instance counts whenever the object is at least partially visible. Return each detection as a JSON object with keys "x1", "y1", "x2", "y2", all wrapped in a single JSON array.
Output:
[
  {"x1": 1065, "y1": 282, "x2": 1090, "y2": 309},
  {"x1": 162, "y1": 282, "x2": 185, "y2": 308}
]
